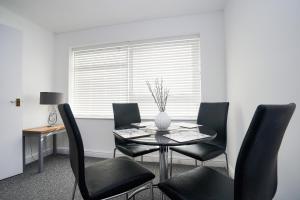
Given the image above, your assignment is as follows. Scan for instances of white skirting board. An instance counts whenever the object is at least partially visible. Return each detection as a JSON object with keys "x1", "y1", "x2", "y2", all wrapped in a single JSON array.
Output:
[
  {"x1": 56, "y1": 147, "x2": 227, "y2": 168},
  {"x1": 24, "y1": 147, "x2": 234, "y2": 178},
  {"x1": 24, "y1": 148, "x2": 53, "y2": 165}
]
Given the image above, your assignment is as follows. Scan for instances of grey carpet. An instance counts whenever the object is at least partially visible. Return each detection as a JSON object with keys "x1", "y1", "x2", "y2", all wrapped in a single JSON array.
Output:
[{"x1": 0, "y1": 155, "x2": 226, "y2": 200}]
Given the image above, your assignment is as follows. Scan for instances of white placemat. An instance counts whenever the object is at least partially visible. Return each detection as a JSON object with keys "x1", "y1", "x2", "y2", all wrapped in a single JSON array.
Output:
[
  {"x1": 164, "y1": 131, "x2": 210, "y2": 142},
  {"x1": 113, "y1": 128, "x2": 150, "y2": 139}
]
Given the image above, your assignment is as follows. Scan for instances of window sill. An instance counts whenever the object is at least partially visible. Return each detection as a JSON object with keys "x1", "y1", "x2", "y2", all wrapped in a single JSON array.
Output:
[{"x1": 74, "y1": 115, "x2": 197, "y2": 121}]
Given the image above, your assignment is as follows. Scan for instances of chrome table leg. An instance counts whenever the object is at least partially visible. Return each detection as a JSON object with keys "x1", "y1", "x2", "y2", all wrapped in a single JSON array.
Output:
[{"x1": 159, "y1": 146, "x2": 168, "y2": 200}]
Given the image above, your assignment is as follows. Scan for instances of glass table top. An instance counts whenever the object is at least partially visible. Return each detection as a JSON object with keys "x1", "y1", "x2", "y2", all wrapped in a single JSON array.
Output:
[{"x1": 113, "y1": 123, "x2": 217, "y2": 146}]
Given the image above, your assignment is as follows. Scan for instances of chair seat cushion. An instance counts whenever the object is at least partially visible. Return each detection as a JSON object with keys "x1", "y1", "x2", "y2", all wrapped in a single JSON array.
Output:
[
  {"x1": 85, "y1": 157, "x2": 155, "y2": 199},
  {"x1": 116, "y1": 144, "x2": 159, "y2": 157},
  {"x1": 158, "y1": 166, "x2": 233, "y2": 200},
  {"x1": 170, "y1": 142, "x2": 225, "y2": 161}
]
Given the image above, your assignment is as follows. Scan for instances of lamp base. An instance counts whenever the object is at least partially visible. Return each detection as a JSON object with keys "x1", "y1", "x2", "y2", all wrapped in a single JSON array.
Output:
[{"x1": 48, "y1": 110, "x2": 57, "y2": 126}]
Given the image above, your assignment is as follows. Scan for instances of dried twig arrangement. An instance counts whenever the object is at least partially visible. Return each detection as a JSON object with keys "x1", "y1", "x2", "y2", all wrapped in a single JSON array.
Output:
[{"x1": 146, "y1": 78, "x2": 170, "y2": 112}]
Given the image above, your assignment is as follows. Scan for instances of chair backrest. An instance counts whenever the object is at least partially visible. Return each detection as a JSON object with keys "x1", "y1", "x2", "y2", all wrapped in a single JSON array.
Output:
[
  {"x1": 112, "y1": 103, "x2": 141, "y2": 129},
  {"x1": 58, "y1": 104, "x2": 89, "y2": 199},
  {"x1": 197, "y1": 102, "x2": 229, "y2": 148},
  {"x1": 234, "y1": 103, "x2": 296, "y2": 200}
]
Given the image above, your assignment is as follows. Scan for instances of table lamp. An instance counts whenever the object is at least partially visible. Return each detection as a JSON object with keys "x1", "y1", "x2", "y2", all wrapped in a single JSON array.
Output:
[{"x1": 40, "y1": 92, "x2": 63, "y2": 126}]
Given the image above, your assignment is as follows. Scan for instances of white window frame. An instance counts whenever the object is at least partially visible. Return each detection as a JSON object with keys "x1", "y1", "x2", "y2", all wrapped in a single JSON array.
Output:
[{"x1": 68, "y1": 35, "x2": 201, "y2": 120}]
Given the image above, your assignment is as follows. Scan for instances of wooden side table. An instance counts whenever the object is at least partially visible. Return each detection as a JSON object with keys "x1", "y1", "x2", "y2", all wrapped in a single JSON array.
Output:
[{"x1": 23, "y1": 124, "x2": 65, "y2": 173}]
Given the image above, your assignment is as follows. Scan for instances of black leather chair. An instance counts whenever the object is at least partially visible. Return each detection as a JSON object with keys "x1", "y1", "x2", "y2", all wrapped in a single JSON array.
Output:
[
  {"x1": 170, "y1": 102, "x2": 229, "y2": 176},
  {"x1": 159, "y1": 103, "x2": 296, "y2": 200},
  {"x1": 112, "y1": 103, "x2": 159, "y2": 160},
  {"x1": 58, "y1": 103, "x2": 155, "y2": 200}
]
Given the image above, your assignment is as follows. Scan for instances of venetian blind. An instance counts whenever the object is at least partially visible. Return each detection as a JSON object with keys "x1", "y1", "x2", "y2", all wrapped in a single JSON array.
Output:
[
  {"x1": 70, "y1": 45, "x2": 128, "y2": 118},
  {"x1": 70, "y1": 36, "x2": 201, "y2": 118}
]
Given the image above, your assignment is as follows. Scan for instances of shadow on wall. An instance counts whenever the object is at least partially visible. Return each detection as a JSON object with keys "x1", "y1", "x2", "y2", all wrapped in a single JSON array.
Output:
[{"x1": 227, "y1": 102, "x2": 245, "y2": 176}]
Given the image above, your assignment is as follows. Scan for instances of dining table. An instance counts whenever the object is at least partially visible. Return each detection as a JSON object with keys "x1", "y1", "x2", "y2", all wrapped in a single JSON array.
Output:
[{"x1": 113, "y1": 123, "x2": 217, "y2": 184}]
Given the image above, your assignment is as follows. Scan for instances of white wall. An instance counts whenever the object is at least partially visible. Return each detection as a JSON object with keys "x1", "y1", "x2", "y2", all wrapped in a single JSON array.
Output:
[
  {"x1": 0, "y1": 6, "x2": 55, "y2": 164},
  {"x1": 54, "y1": 12, "x2": 227, "y2": 164},
  {"x1": 225, "y1": 0, "x2": 300, "y2": 199}
]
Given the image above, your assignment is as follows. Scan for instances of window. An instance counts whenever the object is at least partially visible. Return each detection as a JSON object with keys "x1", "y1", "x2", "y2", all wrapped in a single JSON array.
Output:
[{"x1": 70, "y1": 35, "x2": 201, "y2": 119}]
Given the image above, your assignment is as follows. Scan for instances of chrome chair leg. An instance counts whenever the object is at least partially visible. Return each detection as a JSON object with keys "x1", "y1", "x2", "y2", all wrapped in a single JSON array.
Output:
[
  {"x1": 161, "y1": 192, "x2": 165, "y2": 200},
  {"x1": 225, "y1": 152, "x2": 229, "y2": 176},
  {"x1": 71, "y1": 180, "x2": 77, "y2": 200},
  {"x1": 113, "y1": 147, "x2": 117, "y2": 158},
  {"x1": 170, "y1": 150, "x2": 173, "y2": 177},
  {"x1": 149, "y1": 182, "x2": 154, "y2": 200},
  {"x1": 141, "y1": 155, "x2": 144, "y2": 163}
]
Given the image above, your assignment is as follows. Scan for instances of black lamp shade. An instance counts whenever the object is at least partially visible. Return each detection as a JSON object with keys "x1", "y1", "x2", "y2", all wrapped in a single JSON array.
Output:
[{"x1": 40, "y1": 92, "x2": 63, "y2": 105}]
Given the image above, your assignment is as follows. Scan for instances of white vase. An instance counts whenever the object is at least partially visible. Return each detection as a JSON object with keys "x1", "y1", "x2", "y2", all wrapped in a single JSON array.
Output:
[{"x1": 155, "y1": 112, "x2": 171, "y2": 131}]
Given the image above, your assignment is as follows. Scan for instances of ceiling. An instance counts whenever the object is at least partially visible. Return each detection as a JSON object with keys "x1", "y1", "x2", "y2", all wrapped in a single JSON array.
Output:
[{"x1": 0, "y1": 0, "x2": 227, "y2": 33}]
